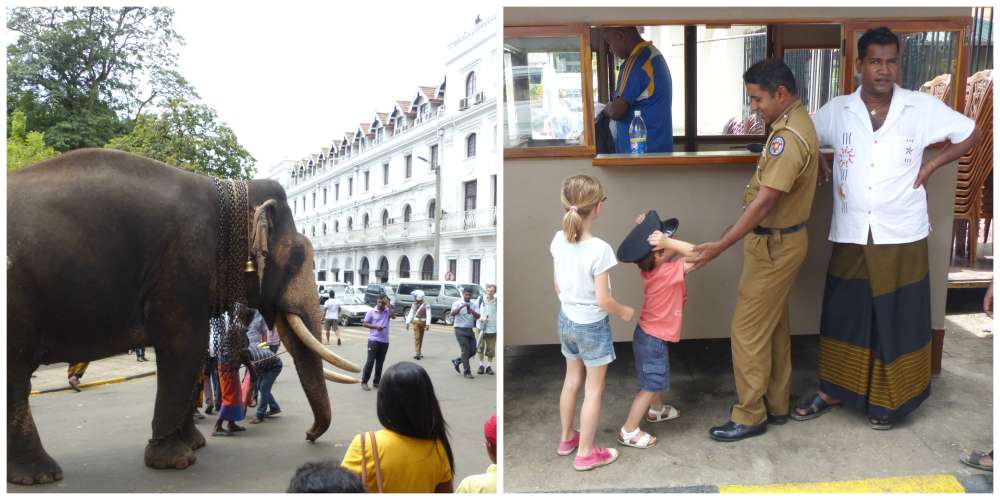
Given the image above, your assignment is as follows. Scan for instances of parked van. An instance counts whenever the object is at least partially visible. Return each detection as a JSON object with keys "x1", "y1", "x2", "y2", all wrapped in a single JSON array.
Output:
[{"x1": 394, "y1": 280, "x2": 485, "y2": 325}]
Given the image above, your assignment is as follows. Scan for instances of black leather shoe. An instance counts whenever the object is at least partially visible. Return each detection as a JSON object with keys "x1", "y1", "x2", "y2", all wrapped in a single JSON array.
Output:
[
  {"x1": 709, "y1": 421, "x2": 767, "y2": 442},
  {"x1": 767, "y1": 413, "x2": 789, "y2": 425}
]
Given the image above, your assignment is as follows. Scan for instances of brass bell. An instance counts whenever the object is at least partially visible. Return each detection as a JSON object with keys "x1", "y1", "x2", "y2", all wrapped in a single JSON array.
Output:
[{"x1": 244, "y1": 259, "x2": 256, "y2": 273}]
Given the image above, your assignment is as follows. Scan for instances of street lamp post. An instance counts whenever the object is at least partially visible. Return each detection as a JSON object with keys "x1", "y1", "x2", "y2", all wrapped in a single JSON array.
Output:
[{"x1": 417, "y1": 127, "x2": 444, "y2": 281}]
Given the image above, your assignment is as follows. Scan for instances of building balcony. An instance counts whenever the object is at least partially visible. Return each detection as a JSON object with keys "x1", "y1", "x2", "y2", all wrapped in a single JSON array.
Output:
[{"x1": 310, "y1": 208, "x2": 495, "y2": 251}]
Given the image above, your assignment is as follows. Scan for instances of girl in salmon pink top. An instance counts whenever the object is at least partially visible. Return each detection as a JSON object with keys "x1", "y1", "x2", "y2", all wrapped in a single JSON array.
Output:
[{"x1": 617, "y1": 213, "x2": 695, "y2": 449}]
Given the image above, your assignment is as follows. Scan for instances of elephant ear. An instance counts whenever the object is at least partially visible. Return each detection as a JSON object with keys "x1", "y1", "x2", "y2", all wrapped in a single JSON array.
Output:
[{"x1": 251, "y1": 199, "x2": 278, "y2": 289}]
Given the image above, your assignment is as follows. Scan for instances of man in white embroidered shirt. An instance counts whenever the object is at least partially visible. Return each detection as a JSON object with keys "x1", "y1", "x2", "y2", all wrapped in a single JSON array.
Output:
[{"x1": 792, "y1": 27, "x2": 982, "y2": 430}]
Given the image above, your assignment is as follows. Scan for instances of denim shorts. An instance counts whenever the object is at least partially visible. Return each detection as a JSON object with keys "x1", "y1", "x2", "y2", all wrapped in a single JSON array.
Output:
[
  {"x1": 633, "y1": 325, "x2": 670, "y2": 392},
  {"x1": 558, "y1": 310, "x2": 615, "y2": 367}
]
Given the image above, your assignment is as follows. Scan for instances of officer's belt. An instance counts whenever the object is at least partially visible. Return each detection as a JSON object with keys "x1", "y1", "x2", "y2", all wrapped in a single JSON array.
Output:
[{"x1": 753, "y1": 223, "x2": 805, "y2": 236}]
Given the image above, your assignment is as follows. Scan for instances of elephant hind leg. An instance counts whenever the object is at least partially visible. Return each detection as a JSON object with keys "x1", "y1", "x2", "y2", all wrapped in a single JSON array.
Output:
[{"x1": 7, "y1": 360, "x2": 63, "y2": 485}]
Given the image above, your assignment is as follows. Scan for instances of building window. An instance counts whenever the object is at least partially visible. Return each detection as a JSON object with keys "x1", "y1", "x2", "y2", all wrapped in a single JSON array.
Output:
[
  {"x1": 360, "y1": 257, "x2": 369, "y2": 286},
  {"x1": 430, "y1": 144, "x2": 439, "y2": 168},
  {"x1": 348, "y1": 177, "x2": 354, "y2": 196},
  {"x1": 491, "y1": 175, "x2": 497, "y2": 207},
  {"x1": 381, "y1": 209, "x2": 389, "y2": 226},
  {"x1": 335, "y1": 220, "x2": 340, "y2": 233},
  {"x1": 364, "y1": 171, "x2": 370, "y2": 192},
  {"x1": 399, "y1": 256, "x2": 411, "y2": 279},
  {"x1": 312, "y1": 192, "x2": 316, "y2": 208},
  {"x1": 464, "y1": 180, "x2": 477, "y2": 211},
  {"x1": 466, "y1": 133, "x2": 477, "y2": 158},
  {"x1": 323, "y1": 188, "x2": 327, "y2": 205},
  {"x1": 403, "y1": 204, "x2": 412, "y2": 225},
  {"x1": 311, "y1": 226, "x2": 315, "y2": 237},
  {"x1": 293, "y1": 199, "x2": 297, "y2": 214},
  {"x1": 363, "y1": 213, "x2": 370, "y2": 229},
  {"x1": 466, "y1": 71, "x2": 476, "y2": 97},
  {"x1": 383, "y1": 163, "x2": 389, "y2": 186},
  {"x1": 448, "y1": 259, "x2": 457, "y2": 280},
  {"x1": 471, "y1": 259, "x2": 481, "y2": 285},
  {"x1": 347, "y1": 217, "x2": 353, "y2": 231},
  {"x1": 335, "y1": 183, "x2": 339, "y2": 201},
  {"x1": 405, "y1": 155, "x2": 412, "y2": 178},
  {"x1": 428, "y1": 199, "x2": 436, "y2": 219},
  {"x1": 378, "y1": 257, "x2": 389, "y2": 283},
  {"x1": 421, "y1": 255, "x2": 434, "y2": 280},
  {"x1": 322, "y1": 223, "x2": 327, "y2": 235}
]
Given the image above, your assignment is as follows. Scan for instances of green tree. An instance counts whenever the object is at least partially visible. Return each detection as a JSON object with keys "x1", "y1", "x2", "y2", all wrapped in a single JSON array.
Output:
[
  {"x1": 7, "y1": 7, "x2": 195, "y2": 151},
  {"x1": 106, "y1": 98, "x2": 256, "y2": 180},
  {"x1": 7, "y1": 111, "x2": 57, "y2": 172}
]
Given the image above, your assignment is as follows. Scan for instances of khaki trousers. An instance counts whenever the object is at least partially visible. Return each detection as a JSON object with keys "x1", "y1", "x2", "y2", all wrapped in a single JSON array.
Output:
[
  {"x1": 730, "y1": 229, "x2": 808, "y2": 425},
  {"x1": 412, "y1": 321, "x2": 426, "y2": 355}
]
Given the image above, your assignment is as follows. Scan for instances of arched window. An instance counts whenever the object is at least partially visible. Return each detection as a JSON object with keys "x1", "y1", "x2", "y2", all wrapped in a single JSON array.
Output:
[
  {"x1": 378, "y1": 256, "x2": 389, "y2": 283},
  {"x1": 428, "y1": 199, "x2": 436, "y2": 219},
  {"x1": 363, "y1": 213, "x2": 370, "y2": 229},
  {"x1": 360, "y1": 257, "x2": 370, "y2": 286},
  {"x1": 335, "y1": 220, "x2": 340, "y2": 233},
  {"x1": 466, "y1": 133, "x2": 477, "y2": 158},
  {"x1": 381, "y1": 209, "x2": 389, "y2": 226},
  {"x1": 347, "y1": 217, "x2": 353, "y2": 231},
  {"x1": 399, "y1": 256, "x2": 411, "y2": 279},
  {"x1": 403, "y1": 204, "x2": 412, "y2": 225},
  {"x1": 420, "y1": 255, "x2": 434, "y2": 280},
  {"x1": 311, "y1": 226, "x2": 315, "y2": 237},
  {"x1": 466, "y1": 71, "x2": 476, "y2": 98},
  {"x1": 322, "y1": 223, "x2": 327, "y2": 235}
]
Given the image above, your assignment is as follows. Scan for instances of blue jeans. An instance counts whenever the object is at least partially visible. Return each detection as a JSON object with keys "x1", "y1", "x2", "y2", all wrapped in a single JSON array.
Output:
[
  {"x1": 256, "y1": 364, "x2": 282, "y2": 418},
  {"x1": 632, "y1": 325, "x2": 670, "y2": 392},
  {"x1": 557, "y1": 310, "x2": 615, "y2": 367}
]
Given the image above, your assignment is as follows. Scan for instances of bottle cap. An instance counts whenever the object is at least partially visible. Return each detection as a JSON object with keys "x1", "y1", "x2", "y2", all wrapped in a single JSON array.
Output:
[{"x1": 634, "y1": 110, "x2": 641, "y2": 117}]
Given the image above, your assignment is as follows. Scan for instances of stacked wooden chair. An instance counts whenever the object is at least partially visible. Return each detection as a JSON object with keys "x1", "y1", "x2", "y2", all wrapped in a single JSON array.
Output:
[{"x1": 952, "y1": 70, "x2": 993, "y2": 265}]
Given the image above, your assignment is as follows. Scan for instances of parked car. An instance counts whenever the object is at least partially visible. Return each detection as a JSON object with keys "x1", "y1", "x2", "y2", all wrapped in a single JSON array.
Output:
[
  {"x1": 363, "y1": 283, "x2": 398, "y2": 309},
  {"x1": 394, "y1": 280, "x2": 485, "y2": 325},
  {"x1": 337, "y1": 295, "x2": 373, "y2": 326},
  {"x1": 318, "y1": 281, "x2": 349, "y2": 304}
]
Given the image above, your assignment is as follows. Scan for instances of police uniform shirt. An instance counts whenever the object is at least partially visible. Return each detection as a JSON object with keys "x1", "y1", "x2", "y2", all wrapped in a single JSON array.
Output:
[
  {"x1": 813, "y1": 84, "x2": 975, "y2": 244},
  {"x1": 613, "y1": 40, "x2": 674, "y2": 154},
  {"x1": 743, "y1": 99, "x2": 819, "y2": 228}
]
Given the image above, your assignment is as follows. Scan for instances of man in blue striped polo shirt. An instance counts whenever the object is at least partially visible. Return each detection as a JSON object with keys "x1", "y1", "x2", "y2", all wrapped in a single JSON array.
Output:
[{"x1": 601, "y1": 27, "x2": 674, "y2": 154}]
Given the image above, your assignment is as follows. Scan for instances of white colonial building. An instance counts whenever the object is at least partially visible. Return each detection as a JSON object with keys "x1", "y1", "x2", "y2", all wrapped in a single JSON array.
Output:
[{"x1": 267, "y1": 15, "x2": 497, "y2": 287}]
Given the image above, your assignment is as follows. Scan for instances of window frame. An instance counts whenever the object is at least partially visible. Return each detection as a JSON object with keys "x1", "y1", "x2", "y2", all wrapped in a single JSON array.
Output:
[
  {"x1": 503, "y1": 24, "x2": 597, "y2": 159},
  {"x1": 467, "y1": 133, "x2": 477, "y2": 158}
]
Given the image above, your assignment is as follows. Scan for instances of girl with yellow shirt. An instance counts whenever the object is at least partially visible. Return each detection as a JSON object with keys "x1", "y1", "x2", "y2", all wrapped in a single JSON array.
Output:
[{"x1": 341, "y1": 362, "x2": 455, "y2": 493}]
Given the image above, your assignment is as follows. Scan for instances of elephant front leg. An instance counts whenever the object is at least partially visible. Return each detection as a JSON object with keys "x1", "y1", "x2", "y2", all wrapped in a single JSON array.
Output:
[
  {"x1": 144, "y1": 344, "x2": 203, "y2": 470},
  {"x1": 8, "y1": 364, "x2": 63, "y2": 485}
]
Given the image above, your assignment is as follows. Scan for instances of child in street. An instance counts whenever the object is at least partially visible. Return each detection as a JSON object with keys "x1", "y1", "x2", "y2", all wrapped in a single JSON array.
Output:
[
  {"x1": 551, "y1": 174, "x2": 635, "y2": 471},
  {"x1": 614, "y1": 211, "x2": 696, "y2": 449}
]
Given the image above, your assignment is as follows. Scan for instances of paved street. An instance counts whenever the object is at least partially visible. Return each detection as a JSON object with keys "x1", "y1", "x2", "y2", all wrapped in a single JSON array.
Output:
[
  {"x1": 503, "y1": 312, "x2": 992, "y2": 493},
  {"x1": 11, "y1": 321, "x2": 496, "y2": 493}
]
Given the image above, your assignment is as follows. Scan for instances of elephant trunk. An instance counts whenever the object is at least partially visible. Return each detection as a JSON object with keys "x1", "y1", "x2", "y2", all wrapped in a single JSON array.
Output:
[{"x1": 276, "y1": 310, "x2": 331, "y2": 442}]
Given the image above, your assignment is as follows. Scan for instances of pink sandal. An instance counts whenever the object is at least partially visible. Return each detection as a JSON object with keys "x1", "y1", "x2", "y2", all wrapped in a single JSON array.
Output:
[
  {"x1": 557, "y1": 430, "x2": 580, "y2": 456},
  {"x1": 573, "y1": 446, "x2": 619, "y2": 471}
]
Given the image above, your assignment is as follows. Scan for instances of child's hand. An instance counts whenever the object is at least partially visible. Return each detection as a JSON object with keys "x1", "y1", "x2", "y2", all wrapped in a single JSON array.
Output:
[
  {"x1": 648, "y1": 230, "x2": 669, "y2": 250},
  {"x1": 634, "y1": 212, "x2": 646, "y2": 225},
  {"x1": 620, "y1": 305, "x2": 635, "y2": 323}
]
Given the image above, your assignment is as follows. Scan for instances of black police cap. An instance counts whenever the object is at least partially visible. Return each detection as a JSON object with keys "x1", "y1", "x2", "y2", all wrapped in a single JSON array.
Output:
[{"x1": 616, "y1": 210, "x2": 679, "y2": 263}]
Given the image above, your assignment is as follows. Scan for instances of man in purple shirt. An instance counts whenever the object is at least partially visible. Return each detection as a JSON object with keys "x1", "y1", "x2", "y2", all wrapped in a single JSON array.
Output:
[{"x1": 360, "y1": 294, "x2": 393, "y2": 391}]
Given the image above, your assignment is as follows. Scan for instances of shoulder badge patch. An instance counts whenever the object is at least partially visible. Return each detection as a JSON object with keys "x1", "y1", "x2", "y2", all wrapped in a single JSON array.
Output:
[{"x1": 768, "y1": 136, "x2": 785, "y2": 156}]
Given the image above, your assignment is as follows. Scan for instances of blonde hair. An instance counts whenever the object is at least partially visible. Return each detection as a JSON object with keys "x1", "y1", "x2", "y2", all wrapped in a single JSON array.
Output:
[{"x1": 560, "y1": 174, "x2": 605, "y2": 243}]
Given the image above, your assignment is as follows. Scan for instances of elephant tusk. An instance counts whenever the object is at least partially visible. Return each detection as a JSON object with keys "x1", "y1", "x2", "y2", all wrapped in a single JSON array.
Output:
[
  {"x1": 286, "y1": 314, "x2": 361, "y2": 373},
  {"x1": 324, "y1": 369, "x2": 361, "y2": 384}
]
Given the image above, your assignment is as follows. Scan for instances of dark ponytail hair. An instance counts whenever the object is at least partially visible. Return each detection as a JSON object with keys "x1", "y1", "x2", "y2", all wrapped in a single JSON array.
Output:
[{"x1": 376, "y1": 362, "x2": 455, "y2": 473}]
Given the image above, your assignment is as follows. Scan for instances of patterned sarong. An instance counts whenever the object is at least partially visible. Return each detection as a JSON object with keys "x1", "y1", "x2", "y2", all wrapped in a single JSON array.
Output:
[
  {"x1": 818, "y1": 238, "x2": 932, "y2": 421},
  {"x1": 217, "y1": 365, "x2": 245, "y2": 422}
]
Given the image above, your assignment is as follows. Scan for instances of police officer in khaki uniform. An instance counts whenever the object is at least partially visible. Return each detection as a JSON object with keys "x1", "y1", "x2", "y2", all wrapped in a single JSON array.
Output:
[{"x1": 686, "y1": 59, "x2": 818, "y2": 442}]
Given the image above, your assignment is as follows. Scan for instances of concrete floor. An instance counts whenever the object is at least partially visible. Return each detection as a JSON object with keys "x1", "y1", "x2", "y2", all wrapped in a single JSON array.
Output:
[{"x1": 502, "y1": 312, "x2": 993, "y2": 493}]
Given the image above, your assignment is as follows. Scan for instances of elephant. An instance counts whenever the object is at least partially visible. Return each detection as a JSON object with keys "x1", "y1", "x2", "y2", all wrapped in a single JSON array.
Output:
[{"x1": 7, "y1": 148, "x2": 361, "y2": 485}]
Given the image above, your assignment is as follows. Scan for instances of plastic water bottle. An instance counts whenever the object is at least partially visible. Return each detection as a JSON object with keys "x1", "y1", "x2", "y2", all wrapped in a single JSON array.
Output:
[{"x1": 629, "y1": 110, "x2": 647, "y2": 155}]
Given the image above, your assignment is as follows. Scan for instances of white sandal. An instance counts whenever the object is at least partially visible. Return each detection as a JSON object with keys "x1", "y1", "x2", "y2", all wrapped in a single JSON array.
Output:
[
  {"x1": 617, "y1": 427, "x2": 657, "y2": 449},
  {"x1": 646, "y1": 404, "x2": 680, "y2": 423}
]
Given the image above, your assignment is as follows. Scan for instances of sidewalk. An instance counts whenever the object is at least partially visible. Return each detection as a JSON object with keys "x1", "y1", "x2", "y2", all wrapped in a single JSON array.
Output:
[
  {"x1": 31, "y1": 350, "x2": 159, "y2": 395},
  {"x1": 503, "y1": 312, "x2": 993, "y2": 493}
]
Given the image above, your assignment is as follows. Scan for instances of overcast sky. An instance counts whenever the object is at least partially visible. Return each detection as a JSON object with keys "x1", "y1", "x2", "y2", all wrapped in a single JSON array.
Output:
[{"x1": 171, "y1": 3, "x2": 493, "y2": 178}]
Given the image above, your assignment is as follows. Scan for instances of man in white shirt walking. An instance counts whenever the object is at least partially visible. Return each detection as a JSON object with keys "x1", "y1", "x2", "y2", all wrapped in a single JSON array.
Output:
[
  {"x1": 793, "y1": 27, "x2": 982, "y2": 430},
  {"x1": 405, "y1": 290, "x2": 431, "y2": 360}
]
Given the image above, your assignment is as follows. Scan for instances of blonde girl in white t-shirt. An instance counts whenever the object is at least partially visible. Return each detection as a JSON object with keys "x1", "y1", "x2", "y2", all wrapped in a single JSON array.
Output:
[{"x1": 550, "y1": 174, "x2": 635, "y2": 471}]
